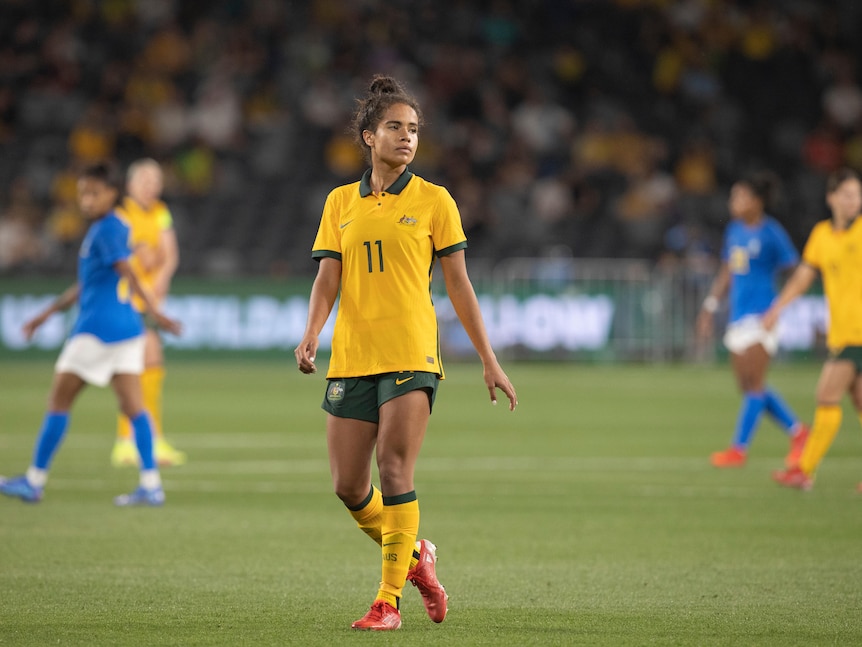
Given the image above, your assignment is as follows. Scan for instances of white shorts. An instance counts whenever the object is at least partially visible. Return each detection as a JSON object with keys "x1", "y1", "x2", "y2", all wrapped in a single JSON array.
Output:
[
  {"x1": 55, "y1": 334, "x2": 145, "y2": 387},
  {"x1": 723, "y1": 315, "x2": 779, "y2": 356}
]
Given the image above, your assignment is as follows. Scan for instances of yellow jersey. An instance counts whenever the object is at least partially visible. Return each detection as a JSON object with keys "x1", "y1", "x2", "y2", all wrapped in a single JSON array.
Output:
[
  {"x1": 312, "y1": 169, "x2": 467, "y2": 378},
  {"x1": 802, "y1": 216, "x2": 862, "y2": 349},
  {"x1": 117, "y1": 196, "x2": 174, "y2": 311}
]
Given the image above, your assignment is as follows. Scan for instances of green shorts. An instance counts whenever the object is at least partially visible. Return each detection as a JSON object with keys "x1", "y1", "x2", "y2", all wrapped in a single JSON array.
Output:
[
  {"x1": 828, "y1": 346, "x2": 862, "y2": 373},
  {"x1": 321, "y1": 371, "x2": 440, "y2": 423}
]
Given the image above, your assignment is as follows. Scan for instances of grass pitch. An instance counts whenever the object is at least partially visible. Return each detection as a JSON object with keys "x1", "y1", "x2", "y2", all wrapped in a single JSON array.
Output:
[{"x1": 1, "y1": 359, "x2": 861, "y2": 646}]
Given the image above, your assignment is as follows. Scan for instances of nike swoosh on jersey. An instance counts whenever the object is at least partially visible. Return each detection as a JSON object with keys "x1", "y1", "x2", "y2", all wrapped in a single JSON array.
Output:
[
  {"x1": 339, "y1": 219, "x2": 355, "y2": 229},
  {"x1": 395, "y1": 376, "x2": 414, "y2": 385}
]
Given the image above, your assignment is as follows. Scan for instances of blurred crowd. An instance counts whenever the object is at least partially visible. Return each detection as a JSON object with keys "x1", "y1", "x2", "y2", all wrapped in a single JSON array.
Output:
[{"x1": 1, "y1": 0, "x2": 862, "y2": 277}]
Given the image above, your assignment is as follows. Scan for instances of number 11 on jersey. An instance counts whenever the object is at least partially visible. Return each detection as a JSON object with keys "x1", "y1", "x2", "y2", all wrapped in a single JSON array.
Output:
[{"x1": 364, "y1": 240, "x2": 384, "y2": 272}]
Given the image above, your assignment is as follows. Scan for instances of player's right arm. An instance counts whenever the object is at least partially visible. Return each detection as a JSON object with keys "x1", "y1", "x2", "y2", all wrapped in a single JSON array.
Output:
[
  {"x1": 696, "y1": 262, "x2": 730, "y2": 339},
  {"x1": 295, "y1": 257, "x2": 341, "y2": 374},
  {"x1": 762, "y1": 263, "x2": 818, "y2": 330},
  {"x1": 22, "y1": 283, "x2": 80, "y2": 340},
  {"x1": 440, "y1": 249, "x2": 517, "y2": 411}
]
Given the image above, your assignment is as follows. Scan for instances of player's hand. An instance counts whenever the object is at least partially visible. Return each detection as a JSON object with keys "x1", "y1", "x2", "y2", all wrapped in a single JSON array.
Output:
[
  {"x1": 695, "y1": 310, "x2": 713, "y2": 339},
  {"x1": 152, "y1": 311, "x2": 182, "y2": 336},
  {"x1": 22, "y1": 313, "x2": 49, "y2": 340},
  {"x1": 294, "y1": 337, "x2": 319, "y2": 374},
  {"x1": 484, "y1": 363, "x2": 517, "y2": 411},
  {"x1": 762, "y1": 306, "x2": 780, "y2": 331}
]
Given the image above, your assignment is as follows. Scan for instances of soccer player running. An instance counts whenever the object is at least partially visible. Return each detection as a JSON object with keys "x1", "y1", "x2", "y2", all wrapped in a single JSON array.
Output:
[
  {"x1": 294, "y1": 76, "x2": 518, "y2": 631},
  {"x1": 111, "y1": 158, "x2": 186, "y2": 468},
  {"x1": 697, "y1": 171, "x2": 809, "y2": 468},
  {"x1": 767, "y1": 168, "x2": 862, "y2": 491},
  {"x1": 0, "y1": 162, "x2": 181, "y2": 506}
]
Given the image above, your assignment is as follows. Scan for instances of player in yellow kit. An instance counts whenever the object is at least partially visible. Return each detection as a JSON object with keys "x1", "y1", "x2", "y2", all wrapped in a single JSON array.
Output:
[
  {"x1": 765, "y1": 168, "x2": 862, "y2": 490},
  {"x1": 294, "y1": 76, "x2": 517, "y2": 631},
  {"x1": 111, "y1": 159, "x2": 186, "y2": 467}
]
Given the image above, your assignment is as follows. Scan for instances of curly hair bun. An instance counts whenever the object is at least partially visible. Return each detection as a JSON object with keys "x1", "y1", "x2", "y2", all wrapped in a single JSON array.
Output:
[{"x1": 369, "y1": 75, "x2": 403, "y2": 96}]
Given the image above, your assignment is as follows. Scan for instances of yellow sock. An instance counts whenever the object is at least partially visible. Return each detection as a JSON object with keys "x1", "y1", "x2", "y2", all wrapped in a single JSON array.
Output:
[
  {"x1": 799, "y1": 405, "x2": 842, "y2": 475},
  {"x1": 375, "y1": 590, "x2": 400, "y2": 609},
  {"x1": 347, "y1": 485, "x2": 383, "y2": 545},
  {"x1": 142, "y1": 366, "x2": 165, "y2": 439},
  {"x1": 116, "y1": 366, "x2": 165, "y2": 441},
  {"x1": 378, "y1": 492, "x2": 420, "y2": 603},
  {"x1": 116, "y1": 412, "x2": 133, "y2": 441}
]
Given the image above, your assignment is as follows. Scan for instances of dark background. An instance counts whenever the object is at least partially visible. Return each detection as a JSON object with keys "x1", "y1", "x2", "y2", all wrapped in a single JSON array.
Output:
[{"x1": 1, "y1": 0, "x2": 860, "y2": 278}]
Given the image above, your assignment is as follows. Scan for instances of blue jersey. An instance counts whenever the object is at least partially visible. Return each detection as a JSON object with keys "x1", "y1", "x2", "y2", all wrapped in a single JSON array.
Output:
[
  {"x1": 721, "y1": 216, "x2": 799, "y2": 323},
  {"x1": 69, "y1": 212, "x2": 144, "y2": 342}
]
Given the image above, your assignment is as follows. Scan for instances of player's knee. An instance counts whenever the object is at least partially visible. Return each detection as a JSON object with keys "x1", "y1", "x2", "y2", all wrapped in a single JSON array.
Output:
[{"x1": 333, "y1": 482, "x2": 368, "y2": 506}]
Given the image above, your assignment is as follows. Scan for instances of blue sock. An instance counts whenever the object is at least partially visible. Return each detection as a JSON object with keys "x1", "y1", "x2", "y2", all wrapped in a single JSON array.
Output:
[
  {"x1": 33, "y1": 412, "x2": 70, "y2": 469},
  {"x1": 731, "y1": 392, "x2": 766, "y2": 449},
  {"x1": 763, "y1": 388, "x2": 798, "y2": 435},
  {"x1": 130, "y1": 412, "x2": 157, "y2": 470}
]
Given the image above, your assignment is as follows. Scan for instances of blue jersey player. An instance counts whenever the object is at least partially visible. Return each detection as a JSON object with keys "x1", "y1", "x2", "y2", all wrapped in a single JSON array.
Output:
[
  {"x1": 0, "y1": 162, "x2": 181, "y2": 506},
  {"x1": 697, "y1": 172, "x2": 809, "y2": 468}
]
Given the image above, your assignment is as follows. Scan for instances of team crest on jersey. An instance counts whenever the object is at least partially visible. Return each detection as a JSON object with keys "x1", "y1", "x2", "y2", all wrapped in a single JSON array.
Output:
[
  {"x1": 398, "y1": 214, "x2": 417, "y2": 226},
  {"x1": 326, "y1": 381, "x2": 345, "y2": 402},
  {"x1": 729, "y1": 246, "x2": 750, "y2": 274}
]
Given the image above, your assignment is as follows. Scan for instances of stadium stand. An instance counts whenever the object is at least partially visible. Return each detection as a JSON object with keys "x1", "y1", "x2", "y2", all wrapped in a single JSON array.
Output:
[{"x1": 1, "y1": 0, "x2": 861, "y2": 277}]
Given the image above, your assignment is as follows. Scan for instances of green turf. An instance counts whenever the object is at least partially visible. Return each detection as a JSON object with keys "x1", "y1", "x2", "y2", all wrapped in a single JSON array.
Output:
[{"x1": 1, "y1": 360, "x2": 861, "y2": 646}]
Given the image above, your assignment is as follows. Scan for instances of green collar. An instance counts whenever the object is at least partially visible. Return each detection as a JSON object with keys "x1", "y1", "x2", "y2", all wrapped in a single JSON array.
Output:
[{"x1": 358, "y1": 167, "x2": 414, "y2": 197}]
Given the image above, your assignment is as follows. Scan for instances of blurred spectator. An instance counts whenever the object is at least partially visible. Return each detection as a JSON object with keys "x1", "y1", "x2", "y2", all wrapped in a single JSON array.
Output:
[
  {"x1": 510, "y1": 82, "x2": 575, "y2": 175},
  {"x1": 614, "y1": 157, "x2": 678, "y2": 258},
  {"x1": 803, "y1": 121, "x2": 845, "y2": 174},
  {"x1": 675, "y1": 138, "x2": 717, "y2": 196},
  {"x1": 0, "y1": 177, "x2": 49, "y2": 270},
  {"x1": 192, "y1": 73, "x2": 243, "y2": 151},
  {"x1": 68, "y1": 102, "x2": 116, "y2": 163},
  {"x1": 821, "y1": 56, "x2": 862, "y2": 132}
]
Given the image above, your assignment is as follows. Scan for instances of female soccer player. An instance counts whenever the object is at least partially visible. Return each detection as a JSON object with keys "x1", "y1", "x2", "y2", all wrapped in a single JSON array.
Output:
[
  {"x1": 0, "y1": 162, "x2": 181, "y2": 506},
  {"x1": 111, "y1": 158, "x2": 185, "y2": 468},
  {"x1": 697, "y1": 171, "x2": 808, "y2": 468},
  {"x1": 294, "y1": 76, "x2": 518, "y2": 631},
  {"x1": 767, "y1": 168, "x2": 862, "y2": 490}
]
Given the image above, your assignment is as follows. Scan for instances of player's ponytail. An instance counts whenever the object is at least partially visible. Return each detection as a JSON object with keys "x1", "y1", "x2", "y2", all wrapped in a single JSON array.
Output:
[
  {"x1": 368, "y1": 76, "x2": 402, "y2": 97},
  {"x1": 352, "y1": 75, "x2": 423, "y2": 161}
]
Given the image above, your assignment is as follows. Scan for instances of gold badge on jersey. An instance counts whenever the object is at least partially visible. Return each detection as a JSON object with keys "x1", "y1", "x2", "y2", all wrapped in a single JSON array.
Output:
[
  {"x1": 398, "y1": 215, "x2": 417, "y2": 226},
  {"x1": 326, "y1": 381, "x2": 345, "y2": 402}
]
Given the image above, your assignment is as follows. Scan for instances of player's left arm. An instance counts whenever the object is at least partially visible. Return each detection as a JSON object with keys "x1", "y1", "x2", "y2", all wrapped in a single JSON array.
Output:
[
  {"x1": 440, "y1": 250, "x2": 517, "y2": 411},
  {"x1": 152, "y1": 227, "x2": 179, "y2": 304}
]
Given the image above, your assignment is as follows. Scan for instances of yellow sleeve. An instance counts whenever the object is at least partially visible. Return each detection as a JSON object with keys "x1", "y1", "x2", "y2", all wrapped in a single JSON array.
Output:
[
  {"x1": 431, "y1": 187, "x2": 467, "y2": 256},
  {"x1": 155, "y1": 202, "x2": 174, "y2": 230},
  {"x1": 311, "y1": 189, "x2": 343, "y2": 260}
]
